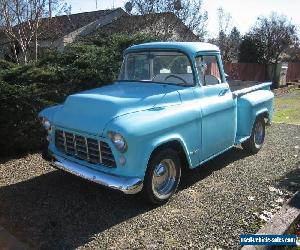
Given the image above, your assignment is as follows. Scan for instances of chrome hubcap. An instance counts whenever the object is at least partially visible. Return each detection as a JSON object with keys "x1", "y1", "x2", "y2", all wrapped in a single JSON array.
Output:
[
  {"x1": 254, "y1": 121, "x2": 264, "y2": 146},
  {"x1": 152, "y1": 159, "x2": 177, "y2": 199}
]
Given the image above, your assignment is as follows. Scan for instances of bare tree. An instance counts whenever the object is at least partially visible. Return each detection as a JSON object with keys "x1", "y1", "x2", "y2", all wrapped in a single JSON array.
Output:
[
  {"x1": 48, "y1": 0, "x2": 52, "y2": 17},
  {"x1": 210, "y1": 8, "x2": 241, "y2": 62},
  {"x1": 0, "y1": 0, "x2": 69, "y2": 63},
  {"x1": 0, "y1": 0, "x2": 48, "y2": 63},
  {"x1": 130, "y1": 0, "x2": 208, "y2": 40},
  {"x1": 217, "y1": 7, "x2": 232, "y2": 35},
  {"x1": 247, "y1": 13, "x2": 298, "y2": 83},
  {"x1": 47, "y1": 0, "x2": 69, "y2": 16},
  {"x1": 250, "y1": 13, "x2": 298, "y2": 65},
  {"x1": 216, "y1": 8, "x2": 231, "y2": 62}
]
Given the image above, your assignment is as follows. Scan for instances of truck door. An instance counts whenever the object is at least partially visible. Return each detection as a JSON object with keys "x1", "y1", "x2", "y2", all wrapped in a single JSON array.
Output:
[{"x1": 195, "y1": 54, "x2": 236, "y2": 161}]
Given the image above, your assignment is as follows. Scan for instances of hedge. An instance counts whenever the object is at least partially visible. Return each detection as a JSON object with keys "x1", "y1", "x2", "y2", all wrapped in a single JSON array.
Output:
[{"x1": 0, "y1": 33, "x2": 156, "y2": 155}]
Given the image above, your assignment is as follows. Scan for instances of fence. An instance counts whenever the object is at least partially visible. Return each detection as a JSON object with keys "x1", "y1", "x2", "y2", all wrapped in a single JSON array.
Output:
[
  {"x1": 224, "y1": 62, "x2": 300, "y2": 83},
  {"x1": 224, "y1": 63, "x2": 266, "y2": 82},
  {"x1": 286, "y1": 62, "x2": 300, "y2": 82}
]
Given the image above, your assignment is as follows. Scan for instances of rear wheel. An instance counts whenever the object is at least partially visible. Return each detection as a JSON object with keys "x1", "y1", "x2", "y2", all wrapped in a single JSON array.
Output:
[
  {"x1": 143, "y1": 148, "x2": 181, "y2": 205},
  {"x1": 242, "y1": 117, "x2": 265, "y2": 153}
]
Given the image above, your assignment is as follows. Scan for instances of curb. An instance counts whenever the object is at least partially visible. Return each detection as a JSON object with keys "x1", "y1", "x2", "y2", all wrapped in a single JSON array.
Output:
[
  {"x1": 0, "y1": 226, "x2": 26, "y2": 250},
  {"x1": 242, "y1": 191, "x2": 300, "y2": 250}
]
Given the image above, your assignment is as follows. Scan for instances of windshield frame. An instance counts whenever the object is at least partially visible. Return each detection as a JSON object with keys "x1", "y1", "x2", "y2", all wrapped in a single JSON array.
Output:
[{"x1": 118, "y1": 49, "x2": 197, "y2": 87}]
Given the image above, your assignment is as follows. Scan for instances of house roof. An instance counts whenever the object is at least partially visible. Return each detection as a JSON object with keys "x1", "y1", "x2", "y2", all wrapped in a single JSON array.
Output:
[
  {"x1": 126, "y1": 42, "x2": 219, "y2": 56},
  {"x1": 98, "y1": 12, "x2": 199, "y2": 42},
  {"x1": 37, "y1": 8, "x2": 125, "y2": 40}
]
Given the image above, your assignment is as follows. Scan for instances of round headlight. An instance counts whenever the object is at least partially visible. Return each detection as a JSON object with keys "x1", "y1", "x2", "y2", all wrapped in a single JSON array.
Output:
[
  {"x1": 108, "y1": 132, "x2": 127, "y2": 153},
  {"x1": 42, "y1": 118, "x2": 51, "y2": 131}
]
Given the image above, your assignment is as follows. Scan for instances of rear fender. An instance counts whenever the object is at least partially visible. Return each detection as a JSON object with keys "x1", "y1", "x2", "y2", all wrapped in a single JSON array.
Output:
[{"x1": 236, "y1": 90, "x2": 274, "y2": 138}]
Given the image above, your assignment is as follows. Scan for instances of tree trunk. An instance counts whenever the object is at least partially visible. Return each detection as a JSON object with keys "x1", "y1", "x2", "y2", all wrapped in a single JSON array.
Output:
[
  {"x1": 272, "y1": 61, "x2": 279, "y2": 89},
  {"x1": 23, "y1": 53, "x2": 28, "y2": 64},
  {"x1": 49, "y1": 0, "x2": 52, "y2": 18},
  {"x1": 11, "y1": 43, "x2": 19, "y2": 64},
  {"x1": 34, "y1": 33, "x2": 38, "y2": 61},
  {"x1": 20, "y1": 45, "x2": 28, "y2": 64}
]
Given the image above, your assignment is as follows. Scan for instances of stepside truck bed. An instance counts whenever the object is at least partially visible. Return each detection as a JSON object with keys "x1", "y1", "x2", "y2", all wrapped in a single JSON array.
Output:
[{"x1": 233, "y1": 82, "x2": 274, "y2": 144}]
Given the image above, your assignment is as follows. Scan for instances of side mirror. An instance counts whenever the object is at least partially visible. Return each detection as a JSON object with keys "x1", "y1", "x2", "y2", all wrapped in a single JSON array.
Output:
[{"x1": 224, "y1": 73, "x2": 229, "y2": 79}]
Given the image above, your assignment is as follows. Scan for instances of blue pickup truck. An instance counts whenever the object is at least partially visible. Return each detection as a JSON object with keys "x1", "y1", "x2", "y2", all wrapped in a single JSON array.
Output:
[{"x1": 39, "y1": 42, "x2": 274, "y2": 204}]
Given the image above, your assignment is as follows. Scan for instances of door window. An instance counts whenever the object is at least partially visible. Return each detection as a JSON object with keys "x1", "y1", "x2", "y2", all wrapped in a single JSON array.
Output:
[{"x1": 196, "y1": 56, "x2": 222, "y2": 86}]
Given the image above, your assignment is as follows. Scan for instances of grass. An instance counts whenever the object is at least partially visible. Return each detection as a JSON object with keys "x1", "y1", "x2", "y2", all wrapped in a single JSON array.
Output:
[{"x1": 273, "y1": 86, "x2": 300, "y2": 125}]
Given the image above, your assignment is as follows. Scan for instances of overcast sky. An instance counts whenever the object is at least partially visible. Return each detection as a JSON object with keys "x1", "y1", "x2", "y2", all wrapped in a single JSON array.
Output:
[{"x1": 65, "y1": 0, "x2": 300, "y2": 36}]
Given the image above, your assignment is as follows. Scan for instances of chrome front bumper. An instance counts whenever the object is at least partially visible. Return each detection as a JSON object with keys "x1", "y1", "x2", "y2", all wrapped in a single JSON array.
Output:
[{"x1": 50, "y1": 154, "x2": 143, "y2": 194}]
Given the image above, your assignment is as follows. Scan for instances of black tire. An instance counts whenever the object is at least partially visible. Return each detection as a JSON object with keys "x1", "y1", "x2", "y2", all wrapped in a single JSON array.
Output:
[
  {"x1": 143, "y1": 148, "x2": 181, "y2": 205},
  {"x1": 242, "y1": 117, "x2": 266, "y2": 154}
]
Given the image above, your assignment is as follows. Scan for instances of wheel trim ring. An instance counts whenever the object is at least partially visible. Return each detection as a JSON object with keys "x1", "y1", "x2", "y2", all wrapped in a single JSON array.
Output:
[
  {"x1": 152, "y1": 159, "x2": 177, "y2": 200},
  {"x1": 254, "y1": 121, "x2": 264, "y2": 146}
]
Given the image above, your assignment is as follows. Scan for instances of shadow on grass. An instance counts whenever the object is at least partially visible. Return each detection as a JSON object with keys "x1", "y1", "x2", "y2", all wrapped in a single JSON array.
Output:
[{"x1": 0, "y1": 147, "x2": 252, "y2": 249}]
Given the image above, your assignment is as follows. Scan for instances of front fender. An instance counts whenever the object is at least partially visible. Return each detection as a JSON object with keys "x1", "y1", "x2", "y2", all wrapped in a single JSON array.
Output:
[
  {"x1": 38, "y1": 105, "x2": 63, "y2": 122},
  {"x1": 142, "y1": 134, "x2": 192, "y2": 174},
  {"x1": 104, "y1": 104, "x2": 201, "y2": 179}
]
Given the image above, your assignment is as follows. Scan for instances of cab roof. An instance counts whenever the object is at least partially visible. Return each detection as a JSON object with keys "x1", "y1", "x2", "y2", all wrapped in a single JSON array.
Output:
[{"x1": 125, "y1": 42, "x2": 220, "y2": 56}]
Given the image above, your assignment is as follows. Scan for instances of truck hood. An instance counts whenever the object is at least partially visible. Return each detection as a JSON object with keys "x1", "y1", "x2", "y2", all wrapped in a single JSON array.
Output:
[{"x1": 52, "y1": 81, "x2": 182, "y2": 136}]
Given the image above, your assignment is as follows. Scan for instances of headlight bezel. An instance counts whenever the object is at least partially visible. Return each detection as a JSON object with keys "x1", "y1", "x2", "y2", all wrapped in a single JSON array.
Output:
[
  {"x1": 40, "y1": 117, "x2": 52, "y2": 142},
  {"x1": 42, "y1": 118, "x2": 51, "y2": 130},
  {"x1": 107, "y1": 131, "x2": 127, "y2": 153}
]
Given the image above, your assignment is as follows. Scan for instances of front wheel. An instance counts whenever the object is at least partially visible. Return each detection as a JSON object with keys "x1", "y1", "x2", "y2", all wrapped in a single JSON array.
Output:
[
  {"x1": 143, "y1": 148, "x2": 181, "y2": 205},
  {"x1": 242, "y1": 117, "x2": 266, "y2": 154}
]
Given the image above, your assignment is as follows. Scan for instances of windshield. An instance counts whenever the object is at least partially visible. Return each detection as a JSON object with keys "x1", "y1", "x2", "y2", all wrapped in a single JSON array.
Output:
[{"x1": 118, "y1": 51, "x2": 194, "y2": 86}]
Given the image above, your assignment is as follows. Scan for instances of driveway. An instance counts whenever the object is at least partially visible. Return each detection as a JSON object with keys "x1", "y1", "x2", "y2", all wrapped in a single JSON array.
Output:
[{"x1": 0, "y1": 124, "x2": 299, "y2": 249}]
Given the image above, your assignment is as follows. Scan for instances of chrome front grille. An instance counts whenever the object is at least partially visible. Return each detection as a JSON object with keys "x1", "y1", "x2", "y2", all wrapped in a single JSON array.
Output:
[{"x1": 55, "y1": 129, "x2": 116, "y2": 167}]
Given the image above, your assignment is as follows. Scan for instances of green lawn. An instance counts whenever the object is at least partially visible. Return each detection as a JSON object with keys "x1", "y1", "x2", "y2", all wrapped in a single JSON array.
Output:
[{"x1": 273, "y1": 86, "x2": 300, "y2": 125}]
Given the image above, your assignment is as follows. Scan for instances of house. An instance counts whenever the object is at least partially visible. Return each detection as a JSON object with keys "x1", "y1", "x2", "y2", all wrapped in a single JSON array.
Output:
[
  {"x1": 0, "y1": 8, "x2": 126, "y2": 60},
  {"x1": 95, "y1": 12, "x2": 199, "y2": 42},
  {"x1": 0, "y1": 8, "x2": 199, "y2": 61},
  {"x1": 37, "y1": 8, "x2": 127, "y2": 52}
]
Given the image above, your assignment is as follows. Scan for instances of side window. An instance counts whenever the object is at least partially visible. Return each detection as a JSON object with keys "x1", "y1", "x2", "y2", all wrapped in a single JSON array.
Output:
[{"x1": 196, "y1": 55, "x2": 222, "y2": 86}]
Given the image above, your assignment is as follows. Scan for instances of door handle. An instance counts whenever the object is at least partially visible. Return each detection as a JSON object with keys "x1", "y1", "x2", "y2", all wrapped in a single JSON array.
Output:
[{"x1": 219, "y1": 88, "x2": 229, "y2": 96}]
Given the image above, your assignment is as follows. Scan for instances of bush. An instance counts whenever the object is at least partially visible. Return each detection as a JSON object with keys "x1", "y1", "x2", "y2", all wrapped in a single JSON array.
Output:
[
  {"x1": 2, "y1": 64, "x2": 62, "y2": 85},
  {"x1": 0, "y1": 81, "x2": 51, "y2": 154},
  {"x1": 0, "y1": 60, "x2": 16, "y2": 70},
  {"x1": 0, "y1": 33, "x2": 157, "y2": 155}
]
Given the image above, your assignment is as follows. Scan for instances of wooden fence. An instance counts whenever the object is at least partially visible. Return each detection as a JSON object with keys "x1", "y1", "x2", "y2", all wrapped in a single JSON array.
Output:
[
  {"x1": 224, "y1": 62, "x2": 300, "y2": 83},
  {"x1": 286, "y1": 62, "x2": 300, "y2": 82},
  {"x1": 224, "y1": 63, "x2": 266, "y2": 82}
]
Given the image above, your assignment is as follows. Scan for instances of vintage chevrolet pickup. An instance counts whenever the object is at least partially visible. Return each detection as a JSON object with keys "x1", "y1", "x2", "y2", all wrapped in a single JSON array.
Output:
[{"x1": 39, "y1": 42, "x2": 274, "y2": 204}]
